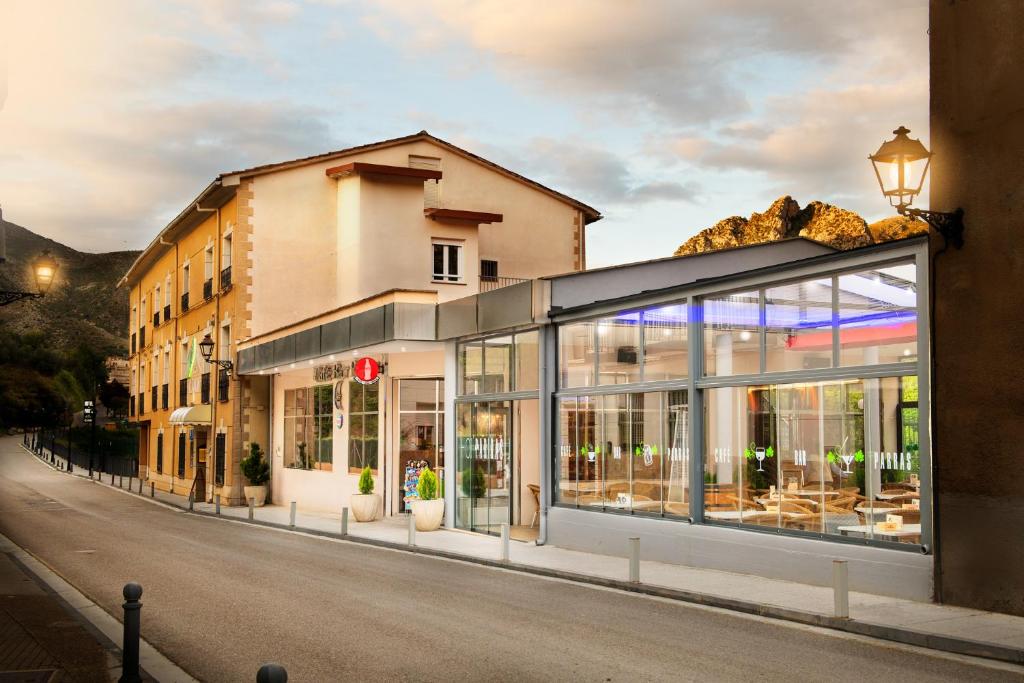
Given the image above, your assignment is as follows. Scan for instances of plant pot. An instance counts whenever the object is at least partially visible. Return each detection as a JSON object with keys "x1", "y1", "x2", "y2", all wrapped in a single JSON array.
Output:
[
  {"x1": 243, "y1": 485, "x2": 267, "y2": 507},
  {"x1": 350, "y1": 493, "x2": 380, "y2": 522},
  {"x1": 411, "y1": 498, "x2": 445, "y2": 531}
]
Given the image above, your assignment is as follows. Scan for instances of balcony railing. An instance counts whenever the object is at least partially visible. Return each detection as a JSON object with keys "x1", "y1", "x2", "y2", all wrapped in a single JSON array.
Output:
[
  {"x1": 163, "y1": 304, "x2": 171, "y2": 322},
  {"x1": 179, "y1": 378, "x2": 188, "y2": 406},
  {"x1": 181, "y1": 292, "x2": 189, "y2": 312},
  {"x1": 218, "y1": 368, "x2": 229, "y2": 403},
  {"x1": 139, "y1": 326, "x2": 146, "y2": 348},
  {"x1": 479, "y1": 275, "x2": 530, "y2": 292},
  {"x1": 220, "y1": 265, "x2": 232, "y2": 290},
  {"x1": 203, "y1": 278, "x2": 213, "y2": 300},
  {"x1": 153, "y1": 312, "x2": 159, "y2": 328},
  {"x1": 162, "y1": 383, "x2": 169, "y2": 410},
  {"x1": 201, "y1": 373, "x2": 211, "y2": 404},
  {"x1": 151, "y1": 386, "x2": 158, "y2": 411}
]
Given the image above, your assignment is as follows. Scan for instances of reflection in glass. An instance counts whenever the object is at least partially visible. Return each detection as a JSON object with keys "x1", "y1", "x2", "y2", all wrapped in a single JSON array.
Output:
[
  {"x1": 460, "y1": 342, "x2": 483, "y2": 395},
  {"x1": 596, "y1": 313, "x2": 641, "y2": 385},
  {"x1": 703, "y1": 291, "x2": 760, "y2": 376},
  {"x1": 642, "y1": 304, "x2": 688, "y2": 381},
  {"x1": 557, "y1": 397, "x2": 578, "y2": 504},
  {"x1": 838, "y1": 263, "x2": 917, "y2": 366},
  {"x1": 765, "y1": 279, "x2": 833, "y2": 372},
  {"x1": 514, "y1": 330, "x2": 539, "y2": 391},
  {"x1": 484, "y1": 336, "x2": 512, "y2": 393},
  {"x1": 559, "y1": 322, "x2": 595, "y2": 388}
]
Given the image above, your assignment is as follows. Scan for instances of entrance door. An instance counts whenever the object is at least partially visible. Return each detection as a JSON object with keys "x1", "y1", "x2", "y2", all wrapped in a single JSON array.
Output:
[
  {"x1": 396, "y1": 378, "x2": 444, "y2": 513},
  {"x1": 456, "y1": 401, "x2": 511, "y2": 535}
]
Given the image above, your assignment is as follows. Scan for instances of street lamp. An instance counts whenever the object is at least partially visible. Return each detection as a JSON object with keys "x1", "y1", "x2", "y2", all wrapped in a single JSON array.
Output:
[
  {"x1": 0, "y1": 249, "x2": 60, "y2": 306},
  {"x1": 198, "y1": 333, "x2": 233, "y2": 374},
  {"x1": 870, "y1": 126, "x2": 965, "y2": 249}
]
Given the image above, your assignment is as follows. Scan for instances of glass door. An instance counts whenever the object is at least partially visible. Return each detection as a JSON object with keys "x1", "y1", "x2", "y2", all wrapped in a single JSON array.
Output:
[{"x1": 455, "y1": 401, "x2": 512, "y2": 535}]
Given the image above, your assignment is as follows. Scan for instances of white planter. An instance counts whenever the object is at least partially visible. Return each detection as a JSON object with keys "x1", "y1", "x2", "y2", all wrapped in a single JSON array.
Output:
[
  {"x1": 351, "y1": 493, "x2": 380, "y2": 522},
  {"x1": 244, "y1": 485, "x2": 267, "y2": 507},
  {"x1": 411, "y1": 499, "x2": 445, "y2": 531}
]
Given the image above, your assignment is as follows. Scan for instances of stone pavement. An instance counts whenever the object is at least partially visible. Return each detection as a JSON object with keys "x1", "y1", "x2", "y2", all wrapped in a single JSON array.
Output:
[
  {"x1": 27, "y1": 442, "x2": 1024, "y2": 668},
  {"x1": 0, "y1": 546, "x2": 117, "y2": 682}
]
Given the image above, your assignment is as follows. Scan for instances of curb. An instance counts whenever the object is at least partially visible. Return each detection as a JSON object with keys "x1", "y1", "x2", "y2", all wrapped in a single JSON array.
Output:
[{"x1": 22, "y1": 442, "x2": 1024, "y2": 668}]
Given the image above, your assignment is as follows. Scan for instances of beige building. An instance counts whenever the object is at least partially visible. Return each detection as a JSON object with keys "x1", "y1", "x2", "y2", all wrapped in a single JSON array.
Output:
[{"x1": 122, "y1": 131, "x2": 600, "y2": 507}]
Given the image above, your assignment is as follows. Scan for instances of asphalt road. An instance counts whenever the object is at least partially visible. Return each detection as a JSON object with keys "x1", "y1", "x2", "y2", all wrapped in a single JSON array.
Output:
[{"x1": 0, "y1": 437, "x2": 1020, "y2": 683}]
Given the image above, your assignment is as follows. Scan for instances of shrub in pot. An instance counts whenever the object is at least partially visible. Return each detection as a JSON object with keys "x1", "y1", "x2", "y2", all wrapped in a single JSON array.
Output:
[
  {"x1": 350, "y1": 465, "x2": 380, "y2": 522},
  {"x1": 240, "y1": 443, "x2": 270, "y2": 506},
  {"x1": 411, "y1": 466, "x2": 444, "y2": 531}
]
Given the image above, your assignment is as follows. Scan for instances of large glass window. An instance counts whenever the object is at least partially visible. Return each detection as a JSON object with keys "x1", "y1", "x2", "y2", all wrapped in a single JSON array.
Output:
[
  {"x1": 642, "y1": 304, "x2": 688, "y2": 381},
  {"x1": 704, "y1": 376, "x2": 922, "y2": 544},
  {"x1": 596, "y1": 313, "x2": 641, "y2": 385},
  {"x1": 458, "y1": 330, "x2": 540, "y2": 395},
  {"x1": 765, "y1": 279, "x2": 834, "y2": 372},
  {"x1": 838, "y1": 263, "x2": 918, "y2": 366},
  {"x1": 559, "y1": 322, "x2": 595, "y2": 388},
  {"x1": 284, "y1": 384, "x2": 333, "y2": 471},
  {"x1": 484, "y1": 336, "x2": 512, "y2": 393},
  {"x1": 703, "y1": 291, "x2": 760, "y2": 376},
  {"x1": 556, "y1": 390, "x2": 690, "y2": 518},
  {"x1": 348, "y1": 380, "x2": 379, "y2": 472},
  {"x1": 514, "y1": 329, "x2": 539, "y2": 391},
  {"x1": 398, "y1": 379, "x2": 444, "y2": 512}
]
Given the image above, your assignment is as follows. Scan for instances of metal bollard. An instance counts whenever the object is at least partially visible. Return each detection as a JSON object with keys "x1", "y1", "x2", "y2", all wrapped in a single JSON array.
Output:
[
  {"x1": 341, "y1": 507, "x2": 348, "y2": 536},
  {"x1": 833, "y1": 560, "x2": 849, "y2": 618},
  {"x1": 150, "y1": 482, "x2": 154, "y2": 498},
  {"x1": 119, "y1": 475, "x2": 124, "y2": 488},
  {"x1": 628, "y1": 537, "x2": 640, "y2": 583},
  {"x1": 188, "y1": 492, "x2": 194, "y2": 511},
  {"x1": 408, "y1": 513, "x2": 416, "y2": 546},
  {"x1": 500, "y1": 523, "x2": 510, "y2": 563},
  {"x1": 139, "y1": 478, "x2": 143, "y2": 494},
  {"x1": 120, "y1": 582, "x2": 143, "y2": 683},
  {"x1": 111, "y1": 472, "x2": 115, "y2": 485},
  {"x1": 257, "y1": 662, "x2": 288, "y2": 683},
  {"x1": 249, "y1": 498, "x2": 255, "y2": 521},
  {"x1": 215, "y1": 494, "x2": 221, "y2": 515},
  {"x1": 289, "y1": 501, "x2": 296, "y2": 527}
]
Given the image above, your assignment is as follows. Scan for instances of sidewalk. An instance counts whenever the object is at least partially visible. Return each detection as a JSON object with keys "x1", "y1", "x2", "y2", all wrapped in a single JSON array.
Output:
[
  {"x1": 0, "y1": 544, "x2": 117, "y2": 682},
  {"x1": 28, "y1": 442, "x2": 1024, "y2": 668}
]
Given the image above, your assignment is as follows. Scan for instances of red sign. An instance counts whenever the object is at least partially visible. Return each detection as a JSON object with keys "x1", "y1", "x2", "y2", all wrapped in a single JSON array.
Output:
[{"x1": 353, "y1": 357, "x2": 381, "y2": 385}]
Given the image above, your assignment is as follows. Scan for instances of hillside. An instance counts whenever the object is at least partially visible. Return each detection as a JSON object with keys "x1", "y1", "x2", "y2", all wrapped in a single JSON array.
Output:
[
  {"x1": 0, "y1": 216, "x2": 138, "y2": 355},
  {"x1": 674, "y1": 196, "x2": 927, "y2": 256}
]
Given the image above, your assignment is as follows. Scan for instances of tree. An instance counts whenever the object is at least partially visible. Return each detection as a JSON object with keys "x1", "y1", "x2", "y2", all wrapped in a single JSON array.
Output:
[{"x1": 99, "y1": 380, "x2": 130, "y2": 419}]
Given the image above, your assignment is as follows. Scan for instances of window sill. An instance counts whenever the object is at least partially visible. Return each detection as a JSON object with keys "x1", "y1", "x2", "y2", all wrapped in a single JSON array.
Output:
[{"x1": 431, "y1": 279, "x2": 466, "y2": 286}]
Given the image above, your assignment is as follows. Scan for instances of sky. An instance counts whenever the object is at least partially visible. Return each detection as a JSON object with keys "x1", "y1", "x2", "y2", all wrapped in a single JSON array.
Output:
[{"x1": 0, "y1": 0, "x2": 928, "y2": 267}]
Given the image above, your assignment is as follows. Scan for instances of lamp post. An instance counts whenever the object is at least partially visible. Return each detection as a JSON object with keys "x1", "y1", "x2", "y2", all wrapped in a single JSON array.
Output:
[
  {"x1": 0, "y1": 250, "x2": 60, "y2": 306},
  {"x1": 198, "y1": 333, "x2": 232, "y2": 501},
  {"x1": 869, "y1": 126, "x2": 965, "y2": 248}
]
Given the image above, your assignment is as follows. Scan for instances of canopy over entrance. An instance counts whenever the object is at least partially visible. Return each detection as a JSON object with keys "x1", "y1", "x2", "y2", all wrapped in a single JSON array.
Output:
[{"x1": 169, "y1": 405, "x2": 212, "y2": 425}]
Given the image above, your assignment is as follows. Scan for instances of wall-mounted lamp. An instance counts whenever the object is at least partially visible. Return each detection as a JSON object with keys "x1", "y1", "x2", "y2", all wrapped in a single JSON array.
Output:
[
  {"x1": 869, "y1": 126, "x2": 965, "y2": 248},
  {"x1": 198, "y1": 333, "x2": 233, "y2": 375}
]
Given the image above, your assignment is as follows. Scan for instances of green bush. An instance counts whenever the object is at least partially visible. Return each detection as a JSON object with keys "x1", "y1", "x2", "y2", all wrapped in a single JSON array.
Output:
[
  {"x1": 460, "y1": 466, "x2": 486, "y2": 498},
  {"x1": 417, "y1": 466, "x2": 439, "y2": 501},
  {"x1": 358, "y1": 465, "x2": 375, "y2": 495},
  {"x1": 240, "y1": 443, "x2": 270, "y2": 486}
]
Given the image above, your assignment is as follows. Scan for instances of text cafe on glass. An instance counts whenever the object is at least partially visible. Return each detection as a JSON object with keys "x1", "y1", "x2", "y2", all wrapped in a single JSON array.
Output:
[{"x1": 237, "y1": 235, "x2": 932, "y2": 600}]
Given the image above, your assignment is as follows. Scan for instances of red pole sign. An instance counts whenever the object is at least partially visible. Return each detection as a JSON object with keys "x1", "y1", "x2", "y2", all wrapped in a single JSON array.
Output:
[{"x1": 353, "y1": 357, "x2": 381, "y2": 385}]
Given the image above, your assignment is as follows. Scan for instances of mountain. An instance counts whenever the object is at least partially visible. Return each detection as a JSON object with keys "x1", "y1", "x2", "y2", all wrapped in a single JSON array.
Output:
[
  {"x1": 674, "y1": 196, "x2": 927, "y2": 256},
  {"x1": 0, "y1": 213, "x2": 139, "y2": 355}
]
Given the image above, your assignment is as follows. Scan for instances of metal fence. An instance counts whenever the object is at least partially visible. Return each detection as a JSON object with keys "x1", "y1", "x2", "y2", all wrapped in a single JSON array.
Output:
[{"x1": 24, "y1": 429, "x2": 139, "y2": 478}]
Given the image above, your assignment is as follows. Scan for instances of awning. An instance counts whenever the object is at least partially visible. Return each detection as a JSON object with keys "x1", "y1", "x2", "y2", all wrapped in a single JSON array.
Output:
[{"x1": 169, "y1": 405, "x2": 212, "y2": 425}]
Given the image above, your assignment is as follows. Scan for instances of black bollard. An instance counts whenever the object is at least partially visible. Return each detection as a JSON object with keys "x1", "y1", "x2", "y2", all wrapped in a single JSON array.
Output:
[
  {"x1": 257, "y1": 663, "x2": 288, "y2": 683},
  {"x1": 119, "y1": 583, "x2": 143, "y2": 683}
]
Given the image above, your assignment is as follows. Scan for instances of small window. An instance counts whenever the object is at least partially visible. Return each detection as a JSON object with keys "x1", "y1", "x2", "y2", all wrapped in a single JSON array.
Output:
[
  {"x1": 432, "y1": 240, "x2": 463, "y2": 283},
  {"x1": 481, "y1": 259, "x2": 498, "y2": 281},
  {"x1": 204, "y1": 245, "x2": 214, "y2": 280}
]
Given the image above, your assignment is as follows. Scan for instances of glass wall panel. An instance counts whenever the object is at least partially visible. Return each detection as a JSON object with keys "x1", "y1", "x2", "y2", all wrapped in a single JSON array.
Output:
[
  {"x1": 559, "y1": 322, "x2": 595, "y2": 388},
  {"x1": 642, "y1": 304, "x2": 688, "y2": 381},
  {"x1": 456, "y1": 403, "x2": 474, "y2": 530},
  {"x1": 838, "y1": 263, "x2": 918, "y2": 366},
  {"x1": 459, "y1": 342, "x2": 483, "y2": 395},
  {"x1": 663, "y1": 390, "x2": 690, "y2": 517},
  {"x1": 575, "y1": 396, "x2": 600, "y2": 507},
  {"x1": 596, "y1": 313, "x2": 641, "y2": 385},
  {"x1": 765, "y1": 279, "x2": 834, "y2": 372},
  {"x1": 633, "y1": 393, "x2": 665, "y2": 514},
  {"x1": 514, "y1": 329, "x2": 539, "y2": 391},
  {"x1": 484, "y1": 336, "x2": 512, "y2": 393},
  {"x1": 704, "y1": 376, "x2": 922, "y2": 544},
  {"x1": 599, "y1": 394, "x2": 630, "y2": 509},
  {"x1": 703, "y1": 291, "x2": 760, "y2": 376},
  {"x1": 556, "y1": 397, "x2": 578, "y2": 504}
]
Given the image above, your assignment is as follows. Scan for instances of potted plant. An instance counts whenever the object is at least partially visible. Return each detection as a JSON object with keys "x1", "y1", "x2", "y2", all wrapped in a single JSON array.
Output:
[
  {"x1": 240, "y1": 443, "x2": 270, "y2": 506},
  {"x1": 350, "y1": 465, "x2": 380, "y2": 522},
  {"x1": 411, "y1": 466, "x2": 444, "y2": 531}
]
